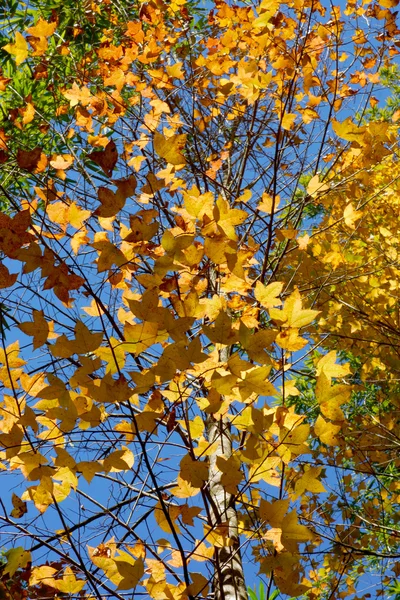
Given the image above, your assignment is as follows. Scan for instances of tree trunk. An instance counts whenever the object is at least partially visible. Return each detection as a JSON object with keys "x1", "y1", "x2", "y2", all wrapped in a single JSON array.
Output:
[{"x1": 207, "y1": 346, "x2": 248, "y2": 600}]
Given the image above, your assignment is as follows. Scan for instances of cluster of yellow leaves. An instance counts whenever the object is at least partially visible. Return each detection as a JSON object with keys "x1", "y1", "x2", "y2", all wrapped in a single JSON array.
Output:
[{"x1": 89, "y1": 542, "x2": 144, "y2": 590}]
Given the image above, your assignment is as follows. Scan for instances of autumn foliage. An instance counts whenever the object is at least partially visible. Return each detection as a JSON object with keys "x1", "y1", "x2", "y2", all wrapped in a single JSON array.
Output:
[{"x1": 1, "y1": 0, "x2": 400, "y2": 598}]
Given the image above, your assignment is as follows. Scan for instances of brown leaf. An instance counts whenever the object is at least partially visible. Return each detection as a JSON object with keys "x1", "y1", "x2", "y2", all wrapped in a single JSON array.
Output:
[
  {"x1": 16, "y1": 147, "x2": 42, "y2": 171},
  {"x1": 88, "y1": 140, "x2": 118, "y2": 177}
]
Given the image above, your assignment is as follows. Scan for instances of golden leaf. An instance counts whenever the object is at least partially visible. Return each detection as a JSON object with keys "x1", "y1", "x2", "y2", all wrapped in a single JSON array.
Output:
[
  {"x1": 154, "y1": 132, "x2": 187, "y2": 165},
  {"x1": 3, "y1": 32, "x2": 28, "y2": 66}
]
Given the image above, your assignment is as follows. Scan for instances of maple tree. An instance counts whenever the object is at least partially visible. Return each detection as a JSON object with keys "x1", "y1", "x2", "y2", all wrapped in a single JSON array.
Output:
[{"x1": 1, "y1": 0, "x2": 400, "y2": 599}]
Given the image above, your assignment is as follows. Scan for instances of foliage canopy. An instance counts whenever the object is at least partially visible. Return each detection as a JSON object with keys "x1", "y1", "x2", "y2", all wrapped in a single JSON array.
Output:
[{"x1": 1, "y1": 0, "x2": 400, "y2": 599}]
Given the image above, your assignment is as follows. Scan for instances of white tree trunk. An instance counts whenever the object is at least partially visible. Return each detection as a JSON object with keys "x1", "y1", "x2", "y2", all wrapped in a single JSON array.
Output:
[{"x1": 207, "y1": 347, "x2": 248, "y2": 600}]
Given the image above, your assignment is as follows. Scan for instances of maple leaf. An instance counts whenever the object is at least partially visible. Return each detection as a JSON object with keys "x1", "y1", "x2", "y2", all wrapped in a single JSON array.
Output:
[
  {"x1": 216, "y1": 454, "x2": 244, "y2": 494},
  {"x1": 259, "y1": 498, "x2": 290, "y2": 527},
  {"x1": 281, "y1": 511, "x2": 314, "y2": 552},
  {"x1": 316, "y1": 351, "x2": 351, "y2": 379},
  {"x1": 180, "y1": 453, "x2": 208, "y2": 488},
  {"x1": 254, "y1": 281, "x2": 283, "y2": 308},
  {"x1": 19, "y1": 310, "x2": 49, "y2": 349},
  {"x1": 306, "y1": 174, "x2": 329, "y2": 198},
  {"x1": 53, "y1": 567, "x2": 86, "y2": 594},
  {"x1": 4, "y1": 548, "x2": 31, "y2": 577},
  {"x1": 63, "y1": 82, "x2": 93, "y2": 107},
  {"x1": 95, "y1": 186, "x2": 126, "y2": 218},
  {"x1": 343, "y1": 202, "x2": 362, "y2": 228},
  {"x1": 49, "y1": 154, "x2": 74, "y2": 170},
  {"x1": 332, "y1": 117, "x2": 366, "y2": 141},
  {"x1": 3, "y1": 32, "x2": 28, "y2": 65},
  {"x1": 314, "y1": 415, "x2": 341, "y2": 446},
  {"x1": 202, "y1": 311, "x2": 239, "y2": 345},
  {"x1": 281, "y1": 112, "x2": 297, "y2": 130},
  {"x1": 16, "y1": 147, "x2": 42, "y2": 171},
  {"x1": 269, "y1": 288, "x2": 320, "y2": 328},
  {"x1": 115, "y1": 555, "x2": 144, "y2": 590},
  {"x1": 0, "y1": 264, "x2": 18, "y2": 289},
  {"x1": 89, "y1": 140, "x2": 118, "y2": 177},
  {"x1": 293, "y1": 466, "x2": 326, "y2": 498},
  {"x1": 26, "y1": 17, "x2": 57, "y2": 38},
  {"x1": 154, "y1": 132, "x2": 187, "y2": 165},
  {"x1": 213, "y1": 196, "x2": 247, "y2": 240}
]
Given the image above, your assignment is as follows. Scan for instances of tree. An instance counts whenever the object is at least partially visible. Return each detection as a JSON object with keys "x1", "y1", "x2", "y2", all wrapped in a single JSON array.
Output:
[{"x1": 0, "y1": 0, "x2": 400, "y2": 599}]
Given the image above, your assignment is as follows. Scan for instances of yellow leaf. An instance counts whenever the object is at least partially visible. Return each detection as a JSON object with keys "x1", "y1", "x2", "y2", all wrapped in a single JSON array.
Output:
[
  {"x1": 314, "y1": 415, "x2": 341, "y2": 446},
  {"x1": 68, "y1": 202, "x2": 91, "y2": 229},
  {"x1": 115, "y1": 556, "x2": 144, "y2": 590},
  {"x1": 343, "y1": 202, "x2": 362, "y2": 229},
  {"x1": 332, "y1": 117, "x2": 366, "y2": 142},
  {"x1": 231, "y1": 406, "x2": 265, "y2": 434},
  {"x1": 274, "y1": 575, "x2": 311, "y2": 598},
  {"x1": 123, "y1": 321, "x2": 162, "y2": 355},
  {"x1": 187, "y1": 572, "x2": 209, "y2": 598},
  {"x1": 19, "y1": 310, "x2": 49, "y2": 349},
  {"x1": 103, "y1": 446, "x2": 134, "y2": 473},
  {"x1": 259, "y1": 498, "x2": 289, "y2": 527},
  {"x1": 180, "y1": 504, "x2": 201, "y2": 526},
  {"x1": 254, "y1": 281, "x2": 283, "y2": 308},
  {"x1": 275, "y1": 328, "x2": 308, "y2": 352},
  {"x1": 26, "y1": 17, "x2": 57, "y2": 38},
  {"x1": 166, "y1": 62, "x2": 184, "y2": 79},
  {"x1": 240, "y1": 326, "x2": 276, "y2": 364},
  {"x1": 281, "y1": 511, "x2": 314, "y2": 552},
  {"x1": 278, "y1": 423, "x2": 310, "y2": 462},
  {"x1": 53, "y1": 567, "x2": 86, "y2": 594},
  {"x1": 202, "y1": 311, "x2": 238, "y2": 345},
  {"x1": 269, "y1": 288, "x2": 319, "y2": 328},
  {"x1": 154, "y1": 132, "x2": 186, "y2": 165},
  {"x1": 4, "y1": 547, "x2": 31, "y2": 577},
  {"x1": 191, "y1": 541, "x2": 214, "y2": 562},
  {"x1": 257, "y1": 193, "x2": 280, "y2": 214},
  {"x1": 154, "y1": 501, "x2": 182, "y2": 534},
  {"x1": 73, "y1": 321, "x2": 103, "y2": 353},
  {"x1": 281, "y1": 112, "x2": 297, "y2": 130},
  {"x1": 316, "y1": 372, "x2": 350, "y2": 421},
  {"x1": 238, "y1": 365, "x2": 278, "y2": 401},
  {"x1": 29, "y1": 565, "x2": 57, "y2": 586},
  {"x1": 0, "y1": 340, "x2": 26, "y2": 368},
  {"x1": 21, "y1": 102, "x2": 35, "y2": 125},
  {"x1": 171, "y1": 475, "x2": 201, "y2": 498},
  {"x1": 316, "y1": 351, "x2": 351, "y2": 379},
  {"x1": 216, "y1": 454, "x2": 243, "y2": 494},
  {"x1": 306, "y1": 175, "x2": 329, "y2": 198},
  {"x1": 180, "y1": 454, "x2": 208, "y2": 488},
  {"x1": 77, "y1": 460, "x2": 103, "y2": 483},
  {"x1": 297, "y1": 233, "x2": 310, "y2": 250},
  {"x1": 293, "y1": 466, "x2": 326, "y2": 498},
  {"x1": 203, "y1": 523, "x2": 233, "y2": 547},
  {"x1": 3, "y1": 32, "x2": 28, "y2": 66},
  {"x1": 213, "y1": 195, "x2": 247, "y2": 241}
]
